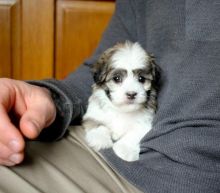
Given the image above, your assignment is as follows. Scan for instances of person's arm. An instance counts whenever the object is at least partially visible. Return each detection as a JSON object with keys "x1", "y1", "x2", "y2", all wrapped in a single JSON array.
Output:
[{"x1": 33, "y1": 0, "x2": 138, "y2": 141}]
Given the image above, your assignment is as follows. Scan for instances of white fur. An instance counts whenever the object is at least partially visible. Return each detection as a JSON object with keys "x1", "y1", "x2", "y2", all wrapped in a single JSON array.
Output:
[
  {"x1": 111, "y1": 42, "x2": 150, "y2": 70},
  {"x1": 83, "y1": 42, "x2": 155, "y2": 162}
]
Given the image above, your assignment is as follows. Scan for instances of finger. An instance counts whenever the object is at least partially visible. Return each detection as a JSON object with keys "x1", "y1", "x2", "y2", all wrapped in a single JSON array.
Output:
[
  {"x1": 0, "y1": 159, "x2": 16, "y2": 166},
  {"x1": 0, "y1": 142, "x2": 24, "y2": 165},
  {"x1": 0, "y1": 105, "x2": 25, "y2": 153},
  {"x1": 8, "y1": 152, "x2": 24, "y2": 164},
  {"x1": 0, "y1": 142, "x2": 13, "y2": 159},
  {"x1": 0, "y1": 153, "x2": 24, "y2": 166}
]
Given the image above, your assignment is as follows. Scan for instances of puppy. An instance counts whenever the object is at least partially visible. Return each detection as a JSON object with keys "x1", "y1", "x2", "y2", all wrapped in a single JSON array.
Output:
[{"x1": 82, "y1": 41, "x2": 160, "y2": 161}]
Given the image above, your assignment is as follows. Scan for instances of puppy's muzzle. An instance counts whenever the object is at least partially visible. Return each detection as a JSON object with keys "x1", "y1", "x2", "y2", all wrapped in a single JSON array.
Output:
[{"x1": 126, "y1": 92, "x2": 137, "y2": 100}]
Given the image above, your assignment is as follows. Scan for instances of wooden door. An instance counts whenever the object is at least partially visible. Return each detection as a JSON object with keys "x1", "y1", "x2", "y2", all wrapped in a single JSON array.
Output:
[{"x1": 0, "y1": 0, "x2": 115, "y2": 80}]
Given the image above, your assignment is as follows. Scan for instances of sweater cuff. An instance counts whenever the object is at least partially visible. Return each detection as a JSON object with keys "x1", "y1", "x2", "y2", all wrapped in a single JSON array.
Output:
[{"x1": 27, "y1": 79, "x2": 78, "y2": 141}]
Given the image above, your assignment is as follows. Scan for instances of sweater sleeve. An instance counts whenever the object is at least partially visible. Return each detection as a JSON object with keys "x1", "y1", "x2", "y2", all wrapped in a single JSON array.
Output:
[{"x1": 29, "y1": 0, "x2": 138, "y2": 141}]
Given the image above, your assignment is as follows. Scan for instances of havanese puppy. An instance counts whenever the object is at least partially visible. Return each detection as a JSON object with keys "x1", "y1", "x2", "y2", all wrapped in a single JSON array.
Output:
[{"x1": 82, "y1": 41, "x2": 160, "y2": 161}]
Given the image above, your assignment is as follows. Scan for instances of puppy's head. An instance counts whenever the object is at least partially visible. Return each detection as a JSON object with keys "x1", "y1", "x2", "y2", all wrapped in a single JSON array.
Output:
[{"x1": 93, "y1": 41, "x2": 160, "y2": 112}]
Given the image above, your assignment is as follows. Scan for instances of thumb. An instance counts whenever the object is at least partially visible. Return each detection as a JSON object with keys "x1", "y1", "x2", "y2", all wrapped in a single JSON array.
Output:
[
  {"x1": 20, "y1": 112, "x2": 41, "y2": 139},
  {"x1": 20, "y1": 106, "x2": 56, "y2": 139}
]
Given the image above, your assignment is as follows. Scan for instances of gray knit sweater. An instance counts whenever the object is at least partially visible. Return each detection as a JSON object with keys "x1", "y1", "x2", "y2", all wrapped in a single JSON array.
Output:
[{"x1": 31, "y1": 0, "x2": 220, "y2": 192}]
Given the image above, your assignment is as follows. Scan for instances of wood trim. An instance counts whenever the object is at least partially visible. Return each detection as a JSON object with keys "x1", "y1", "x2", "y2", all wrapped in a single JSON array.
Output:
[
  {"x1": 11, "y1": 0, "x2": 21, "y2": 79},
  {"x1": 0, "y1": 0, "x2": 18, "y2": 78},
  {"x1": 0, "y1": 0, "x2": 16, "y2": 5}
]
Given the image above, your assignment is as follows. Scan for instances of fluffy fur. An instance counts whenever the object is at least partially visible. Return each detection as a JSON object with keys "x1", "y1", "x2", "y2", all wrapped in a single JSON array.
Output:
[{"x1": 82, "y1": 41, "x2": 160, "y2": 161}]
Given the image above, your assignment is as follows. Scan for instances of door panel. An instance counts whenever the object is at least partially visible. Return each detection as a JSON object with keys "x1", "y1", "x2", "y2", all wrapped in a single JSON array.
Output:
[
  {"x1": 56, "y1": 0, "x2": 115, "y2": 79},
  {"x1": 19, "y1": 0, "x2": 54, "y2": 80}
]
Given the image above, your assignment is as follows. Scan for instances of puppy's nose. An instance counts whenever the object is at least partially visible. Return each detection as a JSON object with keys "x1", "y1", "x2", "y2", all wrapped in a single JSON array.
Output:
[{"x1": 126, "y1": 92, "x2": 137, "y2": 100}]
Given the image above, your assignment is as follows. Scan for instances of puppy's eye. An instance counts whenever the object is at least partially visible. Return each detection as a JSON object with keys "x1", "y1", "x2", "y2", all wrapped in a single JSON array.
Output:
[
  {"x1": 138, "y1": 76, "x2": 146, "y2": 83},
  {"x1": 113, "y1": 75, "x2": 122, "y2": 83}
]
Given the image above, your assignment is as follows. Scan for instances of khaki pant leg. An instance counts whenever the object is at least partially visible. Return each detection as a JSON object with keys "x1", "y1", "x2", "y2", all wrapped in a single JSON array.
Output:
[{"x1": 0, "y1": 126, "x2": 142, "y2": 193}]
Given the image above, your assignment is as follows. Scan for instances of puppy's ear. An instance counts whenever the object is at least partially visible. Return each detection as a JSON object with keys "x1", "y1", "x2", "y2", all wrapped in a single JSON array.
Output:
[
  {"x1": 145, "y1": 54, "x2": 161, "y2": 111},
  {"x1": 149, "y1": 54, "x2": 160, "y2": 90},
  {"x1": 93, "y1": 47, "x2": 116, "y2": 85}
]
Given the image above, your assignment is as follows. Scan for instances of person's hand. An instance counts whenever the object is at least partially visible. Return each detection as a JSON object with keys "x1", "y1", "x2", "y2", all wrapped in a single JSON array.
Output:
[{"x1": 0, "y1": 78, "x2": 56, "y2": 166}]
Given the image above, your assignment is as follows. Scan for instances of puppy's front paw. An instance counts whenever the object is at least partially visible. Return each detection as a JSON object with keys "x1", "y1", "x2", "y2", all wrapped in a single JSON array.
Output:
[
  {"x1": 113, "y1": 142, "x2": 140, "y2": 162},
  {"x1": 85, "y1": 126, "x2": 113, "y2": 151},
  {"x1": 111, "y1": 132, "x2": 122, "y2": 141}
]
